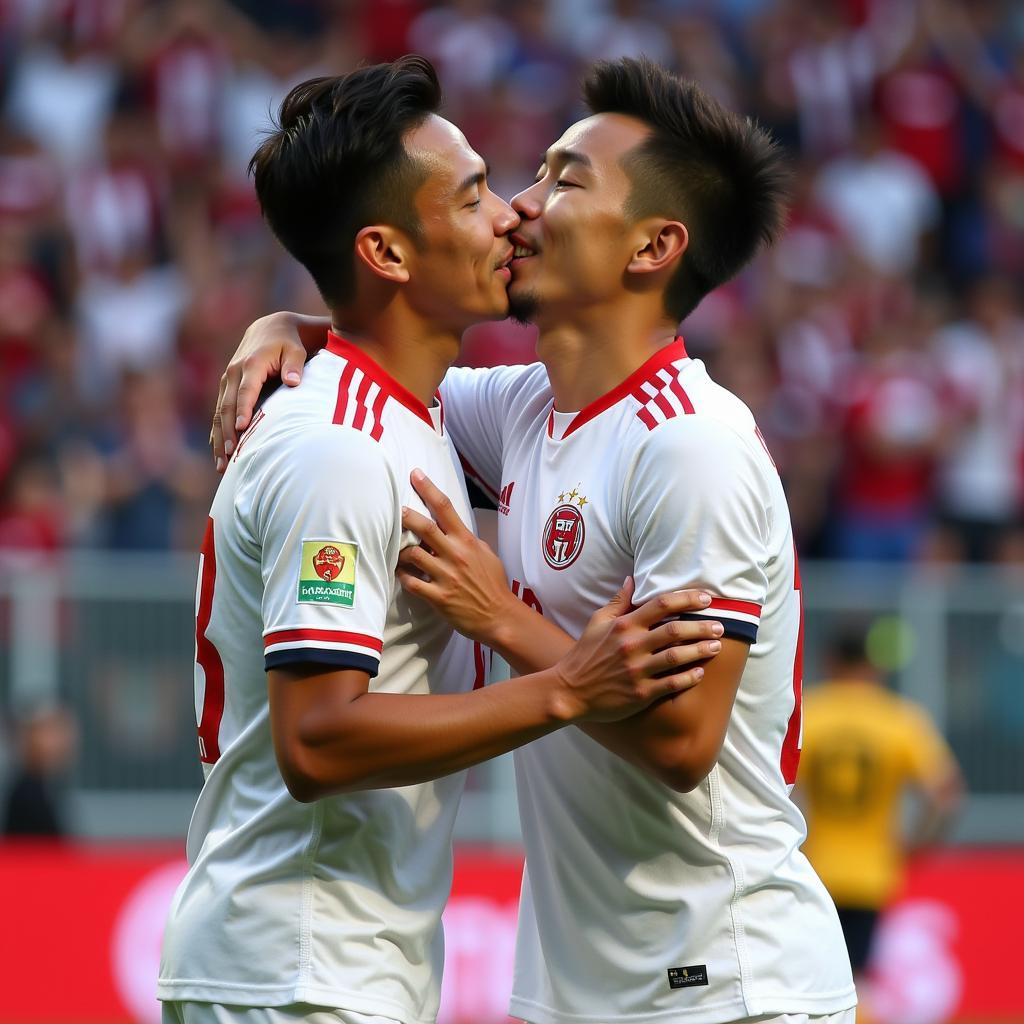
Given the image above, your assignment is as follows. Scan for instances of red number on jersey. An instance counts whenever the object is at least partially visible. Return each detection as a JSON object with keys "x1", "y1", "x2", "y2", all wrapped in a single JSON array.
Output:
[
  {"x1": 780, "y1": 546, "x2": 803, "y2": 784},
  {"x1": 510, "y1": 578, "x2": 544, "y2": 615},
  {"x1": 195, "y1": 518, "x2": 226, "y2": 764}
]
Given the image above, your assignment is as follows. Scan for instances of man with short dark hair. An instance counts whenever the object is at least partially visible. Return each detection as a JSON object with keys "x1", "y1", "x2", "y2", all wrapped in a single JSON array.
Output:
[
  {"x1": 214, "y1": 57, "x2": 857, "y2": 1024},
  {"x1": 159, "y1": 56, "x2": 719, "y2": 1024}
]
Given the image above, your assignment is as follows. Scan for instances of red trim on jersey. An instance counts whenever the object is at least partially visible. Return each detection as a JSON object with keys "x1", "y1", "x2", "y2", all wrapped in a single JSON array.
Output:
[
  {"x1": 667, "y1": 375, "x2": 695, "y2": 414},
  {"x1": 781, "y1": 547, "x2": 804, "y2": 784},
  {"x1": 369, "y1": 384, "x2": 388, "y2": 442},
  {"x1": 350, "y1": 369, "x2": 373, "y2": 432},
  {"x1": 196, "y1": 518, "x2": 226, "y2": 765},
  {"x1": 458, "y1": 452, "x2": 500, "y2": 501},
  {"x1": 708, "y1": 597, "x2": 762, "y2": 618},
  {"x1": 636, "y1": 406, "x2": 658, "y2": 431},
  {"x1": 632, "y1": 365, "x2": 696, "y2": 432},
  {"x1": 652, "y1": 388, "x2": 675, "y2": 420},
  {"x1": 326, "y1": 331, "x2": 435, "y2": 431},
  {"x1": 555, "y1": 337, "x2": 688, "y2": 440},
  {"x1": 264, "y1": 628, "x2": 384, "y2": 652},
  {"x1": 547, "y1": 410, "x2": 554, "y2": 438},
  {"x1": 435, "y1": 389, "x2": 444, "y2": 432},
  {"x1": 333, "y1": 358, "x2": 356, "y2": 425},
  {"x1": 472, "y1": 641, "x2": 487, "y2": 690}
]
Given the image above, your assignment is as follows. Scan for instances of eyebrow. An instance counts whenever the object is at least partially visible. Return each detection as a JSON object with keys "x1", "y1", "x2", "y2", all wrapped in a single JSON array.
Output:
[
  {"x1": 541, "y1": 148, "x2": 593, "y2": 171},
  {"x1": 456, "y1": 165, "x2": 491, "y2": 195}
]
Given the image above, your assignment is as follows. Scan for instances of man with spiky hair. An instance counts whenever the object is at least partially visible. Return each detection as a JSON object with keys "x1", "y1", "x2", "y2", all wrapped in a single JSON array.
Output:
[
  {"x1": 159, "y1": 56, "x2": 720, "y2": 1024},
  {"x1": 214, "y1": 57, "x2": 857, "y2": 1024}
]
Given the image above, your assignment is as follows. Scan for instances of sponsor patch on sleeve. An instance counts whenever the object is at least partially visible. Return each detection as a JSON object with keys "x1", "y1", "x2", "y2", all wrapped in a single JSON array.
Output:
[{"x1": 297, "y1": 540, "x2": 357, "y2": 607}]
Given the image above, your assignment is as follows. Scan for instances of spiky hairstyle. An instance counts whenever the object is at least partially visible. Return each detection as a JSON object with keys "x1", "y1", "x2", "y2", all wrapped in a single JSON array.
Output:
[
  {"x1": 583, "y1": 58, "x2": 789, "y2": 322},
  {"x1": 249, "y1": 55, "x2": 442, "y2": 308}
]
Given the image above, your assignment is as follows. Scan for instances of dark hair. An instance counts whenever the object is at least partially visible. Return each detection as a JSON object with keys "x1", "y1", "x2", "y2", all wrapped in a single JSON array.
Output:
[
  {"x1": 583, "y1": 58, "x2": 789, "y2": 322},
  {"x1": 828, "y1": 627, "x2": 870, "y2": 668},
  {"x1": 249, "y1": 55, "x2": 442, "y2": 307}
]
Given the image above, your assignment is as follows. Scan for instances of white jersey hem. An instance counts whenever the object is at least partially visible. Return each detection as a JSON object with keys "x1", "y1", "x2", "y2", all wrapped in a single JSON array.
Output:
[
  {"x1": 157, "y1": 981, "x2": 435, "y2": 1024},
  {"x1": 508, "y1": 986, "x2": 857, "y2": 1024}
]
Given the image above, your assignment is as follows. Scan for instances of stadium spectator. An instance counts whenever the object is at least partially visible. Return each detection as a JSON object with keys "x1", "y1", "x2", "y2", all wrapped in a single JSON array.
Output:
[{"x1": 2, "y1": 699, "x2": 77, "y2": 837}]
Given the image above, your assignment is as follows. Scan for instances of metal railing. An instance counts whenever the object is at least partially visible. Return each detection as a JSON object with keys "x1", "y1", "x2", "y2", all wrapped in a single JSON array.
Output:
[{"x1": 1, "y1": 553, "x2": 1021, "y2": 843}]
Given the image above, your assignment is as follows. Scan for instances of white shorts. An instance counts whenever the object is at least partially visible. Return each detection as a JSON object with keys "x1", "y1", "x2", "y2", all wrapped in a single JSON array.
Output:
[
  {"x1": 161, "y1": 1004, "x2": 400, "y2": 1024},
  {"x1": 747, "y1": 1011, "x2": 857, "y2": 1024}
]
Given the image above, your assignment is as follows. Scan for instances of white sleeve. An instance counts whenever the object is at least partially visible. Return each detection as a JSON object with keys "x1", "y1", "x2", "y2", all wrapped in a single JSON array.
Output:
[
  {"x1": 626, "y1": 418, "x2": 771, "y2": 644},
  {"x1": 247, "y1": 426, "x2": 398, "y2": 676},
  {"x1": 440, "y1": 364, "x2": 537, "y2": 502}
]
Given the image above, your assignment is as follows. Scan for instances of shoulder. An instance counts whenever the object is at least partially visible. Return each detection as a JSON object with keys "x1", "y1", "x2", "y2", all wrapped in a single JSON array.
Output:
[
  {"x1": 247, "y1": 416, "x2": 398, "y2": 494},
  {"x1": 442, "y1": 361, "x2": 548, "y2": 400},
  {"x1": 631, "y1": 402, "x2": 767, "y2": 489}
]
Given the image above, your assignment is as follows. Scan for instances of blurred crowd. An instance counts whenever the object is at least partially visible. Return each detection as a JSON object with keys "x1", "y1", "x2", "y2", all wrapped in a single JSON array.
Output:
[{"x1": 0, "y1": 0, "x2": 1022, "y2": 563}]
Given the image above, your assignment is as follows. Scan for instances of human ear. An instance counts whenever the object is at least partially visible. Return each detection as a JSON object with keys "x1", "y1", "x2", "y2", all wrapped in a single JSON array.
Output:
[
  {"x1": 626, "y1": 220, "x2": 688, "y2": 276},
  {"x1": 354, "y1": 225, "x2": 413, "y2": 284}
]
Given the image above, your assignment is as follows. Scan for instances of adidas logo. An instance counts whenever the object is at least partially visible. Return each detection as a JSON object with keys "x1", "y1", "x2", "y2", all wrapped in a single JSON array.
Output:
[{"x1": 498, "y1": 481, "x2": 515, "y2": 516}]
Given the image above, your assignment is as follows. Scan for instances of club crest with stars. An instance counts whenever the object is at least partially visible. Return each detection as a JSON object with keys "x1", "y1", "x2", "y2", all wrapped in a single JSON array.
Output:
[{"x1": 542, "y1": 485, "x2": 588, "y2": 570}]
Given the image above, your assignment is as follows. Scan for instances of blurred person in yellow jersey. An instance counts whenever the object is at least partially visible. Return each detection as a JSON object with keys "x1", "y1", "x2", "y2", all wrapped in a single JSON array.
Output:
[{"x1": 798, "y1": 627, "x2": 964, "y2": 1024}]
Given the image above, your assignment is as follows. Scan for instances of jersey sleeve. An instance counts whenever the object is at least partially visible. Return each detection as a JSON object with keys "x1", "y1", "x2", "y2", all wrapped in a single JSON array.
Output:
[
  {"x1": 440, "y1": 364, "x2": 536, "y2": 502},
  {"x1": 625, "y1": 417, "x2": 771, "y2": 644},
  {"x1": 900, "y1": 703, "x2": 957, "y2": 787},
  {"x1": 246, "y1": 425, "x2": 398, "y2": 676}
]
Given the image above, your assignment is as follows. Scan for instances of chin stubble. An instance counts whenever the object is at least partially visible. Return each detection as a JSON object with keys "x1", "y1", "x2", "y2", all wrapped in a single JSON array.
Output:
[{"x1": 508, "y1": 290, "x2": 539, "y2": 326}]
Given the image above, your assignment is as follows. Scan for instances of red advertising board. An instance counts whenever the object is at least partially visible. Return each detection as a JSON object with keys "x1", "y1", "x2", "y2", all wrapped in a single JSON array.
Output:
[{"x1": 0, "y1": 843, "x2": 1020, "y2": 1023}]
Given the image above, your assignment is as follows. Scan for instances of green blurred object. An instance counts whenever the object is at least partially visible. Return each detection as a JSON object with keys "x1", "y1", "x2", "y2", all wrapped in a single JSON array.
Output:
[{"x1": 866, "y1": 615, "x2": 916, "y2": 671}]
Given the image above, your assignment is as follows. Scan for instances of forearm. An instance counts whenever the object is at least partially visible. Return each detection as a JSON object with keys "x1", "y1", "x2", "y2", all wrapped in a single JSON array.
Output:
[
  {"x1": 487, "y1": 597, "x2": 576, "y2": 675},
  {"x1": 282, "y1": 669, "x2": 571, "y2": 799},
  {"x1": 579, "y1": 638, "x2": 746, "y2": 790},
  {"x1": 578, "y1": 708, "x2": 705, "y2": 789},
  {"x1": 493, "y1": 608, "x2": 712, "y2": 790}
]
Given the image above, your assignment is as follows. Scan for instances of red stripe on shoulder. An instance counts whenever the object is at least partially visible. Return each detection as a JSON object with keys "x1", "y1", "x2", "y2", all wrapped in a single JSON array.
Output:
[
  {"x1": 369, "y1": 385, "x2": 388, "y2": 442},
  {"x1": 667, "y1": 375, "x2": 695, "y2": 414},
  {"x1": 636, "y1": 405, "x2": 658, "y2": 431},
  {"x1": 333, "y1": 359, "x2": 356, "y2": 424},
  {"x1": 632, "y1": 365, "x2": 695, "y2": 431},
  {"x1": 351, "y1": 371, "x2": 373, "y2": 431}
]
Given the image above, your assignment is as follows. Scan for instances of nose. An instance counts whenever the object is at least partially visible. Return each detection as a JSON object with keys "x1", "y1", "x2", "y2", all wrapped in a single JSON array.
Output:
[
  {"x1": 511, "y1": 181, "x2": 542, "y2": 221},
  {"x1": 493, "y1": 195, "x2": 519, "y2": 236}
]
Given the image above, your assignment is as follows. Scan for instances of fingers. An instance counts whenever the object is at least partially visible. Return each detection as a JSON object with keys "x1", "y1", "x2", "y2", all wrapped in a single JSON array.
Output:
[
  {"x1": 401, "y1": 505, "x2": 447, "y2": 553},
  {"x1": 396, "y1": 544, "x2": 441, "y2": 579},
  {"x1": 210, "y1": 370, "x2": 229, "y2": 469},
  {"x1": 396, "y1": 567, "x2": 430, "y2": 597},
  {"x1": 217, "y1": 366, "x2": 243, "y2": 461},
  {"x1": 627, "y1": 588, "x2": 713, "y2": 628},
  {"x1": 593, "y1": 576, "x2": 636, "y2": 623},
  {"x1": 645, "y1": 617, "x2": 723, "y2": 656},
  {"x1": 644, "y1": 665, "x2": 705, "y2": 703},
  {"x1": 409, "y1": 469, "x2": 466, "y2": 534},
  {"x1": 282, "y1": 350, "x2": 304, "y2": 387},
  {"x1": 233, "y1": 360, "x2": 266, "y2": 438}
]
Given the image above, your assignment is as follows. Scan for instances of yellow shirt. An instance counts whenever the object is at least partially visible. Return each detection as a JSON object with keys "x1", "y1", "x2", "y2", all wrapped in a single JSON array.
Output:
[{"x1": 798, "y1": 679, "x2": 955, "y2": 909}]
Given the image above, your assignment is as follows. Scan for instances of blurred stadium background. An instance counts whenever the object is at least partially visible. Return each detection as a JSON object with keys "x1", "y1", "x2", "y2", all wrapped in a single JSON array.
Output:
[{"x1": 0, "y1": 0, "x2": 1022, "y2": 1021}]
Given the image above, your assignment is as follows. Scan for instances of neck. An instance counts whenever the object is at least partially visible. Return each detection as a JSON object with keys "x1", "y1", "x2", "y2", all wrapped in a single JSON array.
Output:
[
  {"x1": 331, "y1": 307, "x2": 461, "y2": 408},
  {"x1": 534, "y1": 301, "x2": 680, "y2": 412}
]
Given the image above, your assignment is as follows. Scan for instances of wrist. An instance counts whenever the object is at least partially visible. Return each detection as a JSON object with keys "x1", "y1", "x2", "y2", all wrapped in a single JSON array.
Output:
[
  {"x1": 544, "y1": 664, "x2": 584, "y2": 725},
  {"x1": 483, "y1": 593, "x2": 534, "y2": 660}
]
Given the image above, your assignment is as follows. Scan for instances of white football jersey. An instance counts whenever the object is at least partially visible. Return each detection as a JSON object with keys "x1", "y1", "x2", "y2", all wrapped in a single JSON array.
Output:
[
  {"x1": 442, "y1": 339, "x2": 856, "y2": 1024},
  {"x1": 159, "y1": 333, "x2": 480, "y2": 1022}
]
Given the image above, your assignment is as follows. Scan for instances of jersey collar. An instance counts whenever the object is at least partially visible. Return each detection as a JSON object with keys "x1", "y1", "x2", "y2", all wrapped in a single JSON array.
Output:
[
  {"x1": 548, "y1": 336, "x2": 688, "y2": 441},
  {"x1": 326, "y1": 330, "x2": 439, "y2": 433}
]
